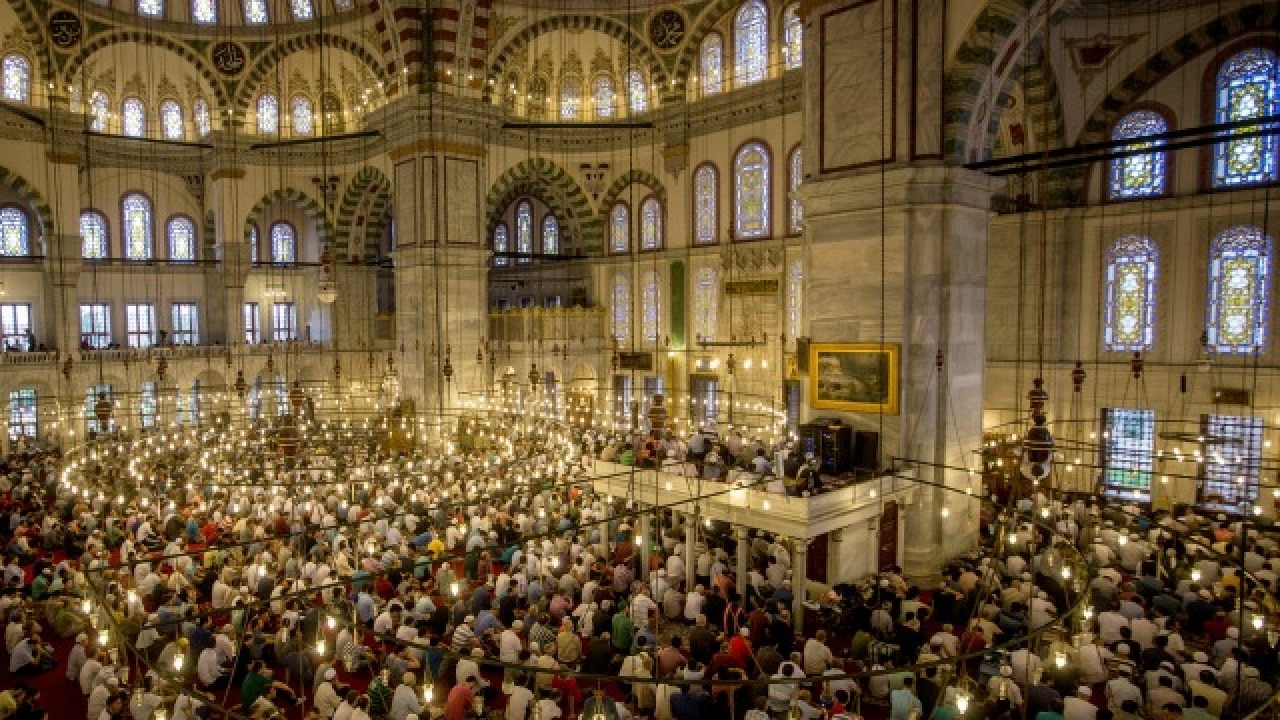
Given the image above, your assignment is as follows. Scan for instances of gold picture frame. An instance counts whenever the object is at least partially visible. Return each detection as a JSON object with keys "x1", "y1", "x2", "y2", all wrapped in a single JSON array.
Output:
[{"x1": 808, "y1": 342, "x2": 900, "y2": 415}]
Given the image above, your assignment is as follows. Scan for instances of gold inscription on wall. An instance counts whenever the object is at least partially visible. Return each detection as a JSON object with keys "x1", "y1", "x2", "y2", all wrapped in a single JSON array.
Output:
[{"x1": 724, "y1": 278, "x2": 780, "y2": 296}]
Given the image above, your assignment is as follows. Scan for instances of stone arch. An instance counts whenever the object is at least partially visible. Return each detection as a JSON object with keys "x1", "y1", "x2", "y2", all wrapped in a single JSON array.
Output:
[
  {"x1": 334, "y1": 166, "x2": 393, "y2": 262},
  {"x1": 482, "y1": 15, "x2": 670, "y2": 104},
  {"x1": 60, "y1": 32, "x2": 232, "y2": 110},
  {"x1": 234, "y1": 33, "x2": 385, "y2": 110},
  {"x1": 0, "y1": 164, "x2": 55, "y2": 240},
  {"x1": 1, "y1": 0, "x2": 50, "y2": 81},
  {"x1": 242, "y1": 187, "x2": 334, "y2": 250},
  {"x1": 485, "y1": 159, "x2": 592, "y2": 251},
  {"x1": 597, "y1": 169, "x2": 667, "y2": 214},
  {"x1": 669, "y1": 0, "x2": 769, "y2": 101}
]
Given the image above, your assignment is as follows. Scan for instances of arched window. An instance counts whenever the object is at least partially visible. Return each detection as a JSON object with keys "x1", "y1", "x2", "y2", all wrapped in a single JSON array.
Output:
[
  {"x1": 593, "y1": 76, "x2": 616, "y2": 119},
  {"x1": 559, "y1": 81, "x2": 582, "y2": 120},
  {"x1": 627, "y1": 70, "x2": 648, "y2": 114},
  {"x1": 610, "y1": 203, "x2": 630, "y2": 253},
  {"x1": 122, "y1": 97, "x2": 146, "y2": 137},
  {"x1": 243, "y1": 0, "x2": 268, "y2": 23},
  {"x1": 80, "y1": 211, "x2": 108, "y2": 259},
  {"x1": 492, "y1": 223, "x2": 510, "y2": 267},
  {"x1": 641, "y1": 269, "x2": 661, "y2": 343},
  {"x1": 122, "y1": 193, "x2": 153, "y2": 260},
  {"x1": 291, "y1": 96, "x2": 313, "y2": 135},
  {"x1": 788, "y1": 259, "x2": 803, "y2": 340},
  {"x1": 542, "y1": 215, "x2": 559, "y2": 255},
  {"x1": 332, "y1": 0, "x2": 352, "y2": 9},
  {"x1": 138, "y1": 0, "x2": 163, "y2": 16},
  {"x1": 270, "y1": 222, "x2": 296, "y2": 264},
  {"x1": 247, "y1": 223, "x2": 259, "y2": 264},
  {"x1": 694, "y1": 164, "x2": 718, "y2": 246},
  {"x1": 694, "y1": 266, "x2": 718, "y2": 342},
  {"x1": 1108, "y1": 110, "x2": 1168, "y2": 199},
  {"x1": 89, "y1": 91, "x2": 109, "y2": 132},
  {"x1": 788, "y1": 145, "x2": 803, "y2": 234},
  {"x1": 734, "y1": 141, "x2": 770, "y2": 239},
  {"x1": 734, "y1": 0, "x2": 768, "y2": 87},
  {"x1": 193, "y1": 98, "x2": 212, "y2": 136},
  {"x1": 1213, "y1": 48, "x2": 1279, "y2": 188},
  {"x1": 160, "y1": 100, "x2": 184, "y2": 140},
  {"x1": 1102, "y1": 235, "x2": 1158, "y2": 352},
  {"x1": 700, "y1": 33, "x2": 724, "y2": 96},
  {"x1": 0, "y1": 208, "x2": 28, "y2": 256},
  {"x1": 783, "y1": 4, "x2": 803, "y2": 69},
  {"x1": 612, "y1": 271, "x2": 630, "y2": 343},
  {"x1": 166, "y1": 216, "x2": 196, "y2": 262},
  {"x1": 192, "y1": 0, "x2": 216, "y2": 22},
  {"x1": 515, "y1": 200, "x2": 533, "y2": 263},
  {"x1": 257, "y1": 94, "x2": 279, "y2": 134},
  {"x1": 1206, "y1": 225, "x2": 1272, "y2": 353},
  {"x1": 2, "y1": 55, "x2": 30, "y2": 103},
  {"x1": 640, "y1": 197, "x2": 663, "y2": 250},
  {"x1": 291, "y1": 0, "x2": 313, "y2": 19}
]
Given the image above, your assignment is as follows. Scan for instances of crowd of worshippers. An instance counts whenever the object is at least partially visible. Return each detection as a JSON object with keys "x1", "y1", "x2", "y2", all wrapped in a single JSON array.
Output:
[{"x1": 0, "y1": 427, "x2": 1274, "y2": 720}]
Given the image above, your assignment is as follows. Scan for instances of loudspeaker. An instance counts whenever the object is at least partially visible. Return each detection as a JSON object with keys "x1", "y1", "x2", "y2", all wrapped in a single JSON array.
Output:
[
  {"x1": 853, "y1": 430, "x2": 879, "y2": 473},
  {"x1": 796, "y1": 337, "x2": 810, "y2": 372}
]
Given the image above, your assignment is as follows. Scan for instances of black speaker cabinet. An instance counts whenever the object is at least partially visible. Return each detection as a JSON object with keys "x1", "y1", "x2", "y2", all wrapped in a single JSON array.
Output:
[{"x1": 798, "y1": 418, "x2": 853, "y2": 474}]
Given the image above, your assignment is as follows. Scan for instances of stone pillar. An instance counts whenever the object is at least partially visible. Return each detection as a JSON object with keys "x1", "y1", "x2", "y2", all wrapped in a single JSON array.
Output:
[
  {"x1": 791, "y1": 539, "x2": 808, "y2": 634},
  {"x1": 637, "y1": 514, "x2": 651, "y2": 573},
  {"x1": 684, "y1": 514, "x2": 697, "y2": 591},
  {"x1": 734, "y1": 525, "x2": 749, "y2": 597},
  {"x1": 827, "y1": 529, "x2": 844, "y2": 585},
  {"x1": 209, "y1": 167, "x2": 250, "y2": 346}
]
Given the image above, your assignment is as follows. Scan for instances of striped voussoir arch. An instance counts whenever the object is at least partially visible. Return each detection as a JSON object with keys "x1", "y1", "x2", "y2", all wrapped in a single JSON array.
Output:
[
  {"x1": 233, "y1": 33, "x2": 386, "y2": 110},
  {"x1": 334, "y1": 166, "x2": 393, "y2": 262},
  {"x1": 59, "y1": 32, "x2": 232, "y2": 110},
  {"x1": 4, "y1": 0, "x2": 51, "y2": 81},
  {"x1": 667, "y1": 0, "x2": 755, "y2": 101},
  {"x1": 243, "y1": 187, "x2": 334, "y2": 249},
  {"x1": 485, "y1": 159, "x2": 592, "y2": 248},
  {"x1": 597, "y1": 168, "x2": 667, "y2": 213},
  {"x1": 0, "y1": 165, "x2": 56, "y2": 240},
  {"x1": 482, "y1": 14, "x2": 668, "y2": 103}
]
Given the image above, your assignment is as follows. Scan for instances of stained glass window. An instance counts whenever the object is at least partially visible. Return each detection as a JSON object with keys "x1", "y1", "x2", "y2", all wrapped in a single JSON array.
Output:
[
  {"x1": 8, "y1": 389, "x2": 36, "y2": 440},
  {"x1": 700, "y1": 34, "x2": 724, "y2": 96},
  {"x1": 693, "y1": 164, "x2": 718, "y2": 246},
  {"x1": 627, "y1": 70, "x2": 648, "y2": 114},
  {"x1": 257, "y1": 94, "x2": 279, "y2": 134},
  {"x1": 122, "y1": 97, "x2": 146, "y2": 137},
  {"x1": 783, "y1": 4, "x2": 803, "y2": 70},
  {"x1": 89, "y1": 91, "x2": 109, "y2": 132},
  {"x1": 640, "y1": 197, "x2": 662, "y2": 250},
  {"x1": 788, "y1": 258, "x2": 803, "y2": 340},
  {"x1": 735, "y1": 141, "x2": 770, "y2": 239},
  {"x1": 140, "y1": 382, "x2": 157, "y2": 428},
  {"x1": 291, "y1": 0, "x2": 313, "y2": 20},
  {"x1": 1101, "y1": 408, "x2": 1155, "y2": 502},
  {"x1": 243, "y1": 0, "x2": 268, "y2": 23},
  {"x1": 1213, "y1": 48, "x2": 1279, "y2": 188},
  {"x1": 85, "y1": 384, "x2": 113, "y2": 434},
  {"x1": 0, "y1": 208, "x2": 28, "y2": 256},
  {"x1": 194, "y1": 98, "x2": 212, "y2": 136},
  {"x1": 560, "y1": 81, "x2": 581, "y2": 120},
  {"x1": 1206, "y1": 225, "x2": 1272, "y2": 353},
  {"x1": 1201, "y1": 414, "x2": 1262, "y2": 508},
  {"x1": 270, "y1": 222, "x2": 296, "y2": 263},
  {"x1": 138, "y1": 0, "x2": 163, "y2": 16},
  {"x1": 192, "y1": 0, "x2": 216, "y2": 22},
  {"x1": 610, "y1": 203, "x2": 630, "y2": 253},
  {"x1": 694, "y1": 266, "x2": 718, "y2": 342},
  {"x1": 248, "y1": 224, "x2": 259, "y2": 264},
  {"x1": 68, "y1": 86, "x2": 82, "y2": 113},
  {"x1": 122, "y1": 193, "x2": 152, "y2": 260},
  {"x1": 332, "y1": 0, "x2": 352, "y2": 9},
  {"x1": 541, "y1": 215, "x2": 559, "y2": 255},
  {"x1": 788, "y1": 146, "x2": 803, "y2": 234},
  {"x1": 734, "y1": 0, "x2": 768, "y2": 87},
  {"x1": 160, "y1": 100, "x2": 184, "y2": 140},
  {"x1": 1102, "y1": 235, "x2": 1157, "y2": 352},
  {"x1": 493, "y1": 223, "x2": 510, "y2": 266},
  {"x1": 516, "y1": 200, "x2": 533, "y2": 263},
  {"x1": 1108, "y1": 110, "x2": 1168, "y2": 199},
  {"x1": 612, "y1": 271, "x2": 630, "y2": 343},
  {"x1": 80, "y1": 211, "x2": 108, "y2": 259},
  {"x1": 292, "y1": 96, "x2": 313, "y2": 135},
  {"x1": 167, "y1": 216, "x2": 196, "y2": 262},
  {"x1": 641, "y1": 269, "x2": 661, "y2": 343},
  {"x1": 593, "y1": 76, "x2": 615, "y2": 119},
  {"x1": 2, "y1": 55, "x2": 30, "y2": 103}
]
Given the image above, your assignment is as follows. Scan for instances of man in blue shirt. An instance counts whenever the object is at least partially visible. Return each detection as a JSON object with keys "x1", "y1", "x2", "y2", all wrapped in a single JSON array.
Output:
[{"x1": 889, "y1": 676, "x2": 923, "y2": 720}]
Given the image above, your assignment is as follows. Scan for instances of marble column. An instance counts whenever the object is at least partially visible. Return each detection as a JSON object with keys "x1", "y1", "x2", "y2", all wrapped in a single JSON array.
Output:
[
  {"x1": 684, "y1": 515, "x2": 697, "y2": 591},
  {"x1": 827, "y1": 529, "x2": 844, "y2": 585},
  {"x1": 208, "y1": 167, "x2": 250, "y2": 346},
  {"x1": 735, "y1": 526, "x2": 749, "y2": 597},
  {"x1": 637, "y1": 515, "x2": 651, "y2": 574},
  {"x1": 792, "y1": 539, "x2": 808, "y2": 634}
]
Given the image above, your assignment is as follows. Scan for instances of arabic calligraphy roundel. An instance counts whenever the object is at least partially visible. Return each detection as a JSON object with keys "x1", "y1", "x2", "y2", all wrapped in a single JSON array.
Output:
[
  {"x1": 648, "y1": 9, "x2": 686, "y2": 52},
  {"x1": 48, "y1": 11, "x2": 83, "y2": 50},
  {"x1": 211, "y1": 42, "x2": 247, "y2": 76}
]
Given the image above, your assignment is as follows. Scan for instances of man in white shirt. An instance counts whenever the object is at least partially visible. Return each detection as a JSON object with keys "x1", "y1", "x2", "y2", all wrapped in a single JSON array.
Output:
[
  {"x1": 389, "y1": 672, "x2": 424, "y2": 720},
  {"x1": 506, "y1": 682, "x2": 534, "y2": 720},
  {"x1": 1077, "y1": 637, "x2": 1113, "y2": 685},
  {"x1": 802, "y1": 631, "x2": 835, "y2": 675},
  {"x1": 1063, "y1": 686, "x2": 1097, "y2": 720},
  {"x1": 684, "y1": 585, "x2": 706, "y2": 621},
  {"x1": 197, "y1": 645, "x2": 226, "y2": 689},
  {"x1": 315, "y1": 668, "x2": 343, "y2": 718}
]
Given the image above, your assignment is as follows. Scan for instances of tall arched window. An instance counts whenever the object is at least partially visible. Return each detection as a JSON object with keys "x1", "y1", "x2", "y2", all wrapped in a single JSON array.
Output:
[
  {"x1": 257, "y1": 94, "x2": 279, "y2": 134},
  {"x1": 640, "y1": 197, "x2": 663, "y2": 250},
  {"x1": 783, "y1": 4, "x2": 803, "y2": 69},
  {"x1": 1109, "y1": 110, "x2": 1169, "y2": 199},
  {"x1": 1213, "y1": 48, "x2": 1279, "y2": 188},
  {"x1": 80, "y1": 211, "x2": 108, "y2": 259},
  {"x1": 515, "y1": 200, "x2": 533, "y2": 263},
  {"x1": 641, "y1": 269, "x2": 661, "y2": 343},
  {"x1": 0, "y1": 208, "x2": 28, "y2": 256},
  {"x1": 694, "y1": 164, "x2": 718, "y2": 246},
  {"x1": 1206, "y1": 225, "x2": 1272, "y2": 353},
  {"x1": 593, "y1": 76, "x2": 616, "y2": 119},
  {"x1": 89, "y1": 91, "x2": 109, "y2": 132},
  {"x1": 270, "y1": 222, "x2": 296, "y2": 263},
  {"x1": 193, "y1": 98, "x2": 212, "y2": 136},
  {"x1": 700, "y1": 33, "x2": 724, "y2": 96},
  {"x1": 734, "y1": 0, "x2": 768, "y2": 87},
  {"x1": 694, "y1": 266, "x2": 718, "y2": 342},
  {"x1": 541, "y1": 215, "x2": 559, "y2": 255},
  {"x1": 291, "y1": 0, "x2": 313, "y2": 19},
  {"x1": 248, "y1": 223, "x2": 259, "y2": 264},
  {"x1": 612, "y1": 271, "x2": 631, "y2": 343},
  {"x1": 627, "y1": 70, "x2": 648, "y2": 114},
  {"x1": 122, "y1": 97, "x2": 146, "y2": 137},
  {"x1": 122, "y1": 193, "x2": 153, "y2": 260},
  {"x1": 291, "y1": 96, "x2": 313, "y2": 135},
  {"x1": 160, "y1": 100, "x2": 184, "y2": 140},
  {"x1": 788, "y1": 145, "x2": 803, "y2": 234},
  {"x1": 560, "y1": 81, "x2": 582, "y2": 120},
  {"x1": 1102, "y1": 235, "x2": 1158, "y2": 352},
  {"x1": 610, "y1": 203, "x2": 630, "y2": 253},
  {"x1": 167, "y1": 216, "x2": 196, "y2": 262},
  {"x1": 2, "y1": 55, "x2": 30, "y2": 103},
  {"x1": 734, "y1": 141, "x2": 770, "y2": 239},
  {"x1": 788, "y1": 259, "x2": 803, "y2": 340},
  {"x1": 243, "y1": 0, "x2": 268, "y2": 23},
  {"x1": 192, "y1": 0, "x2": 216, "y2": 22},
  {"x1": 137, "y1": 0, "x2": 163, "y2": 16},
  {"x1": 493, "y1": 224, "x2": 509, "y2": 267}
]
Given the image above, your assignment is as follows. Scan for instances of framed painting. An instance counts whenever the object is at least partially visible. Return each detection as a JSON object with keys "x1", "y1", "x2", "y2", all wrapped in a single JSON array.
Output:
[{"x1": 808, "y1": 342, "x2": 900, "y2": 414}]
